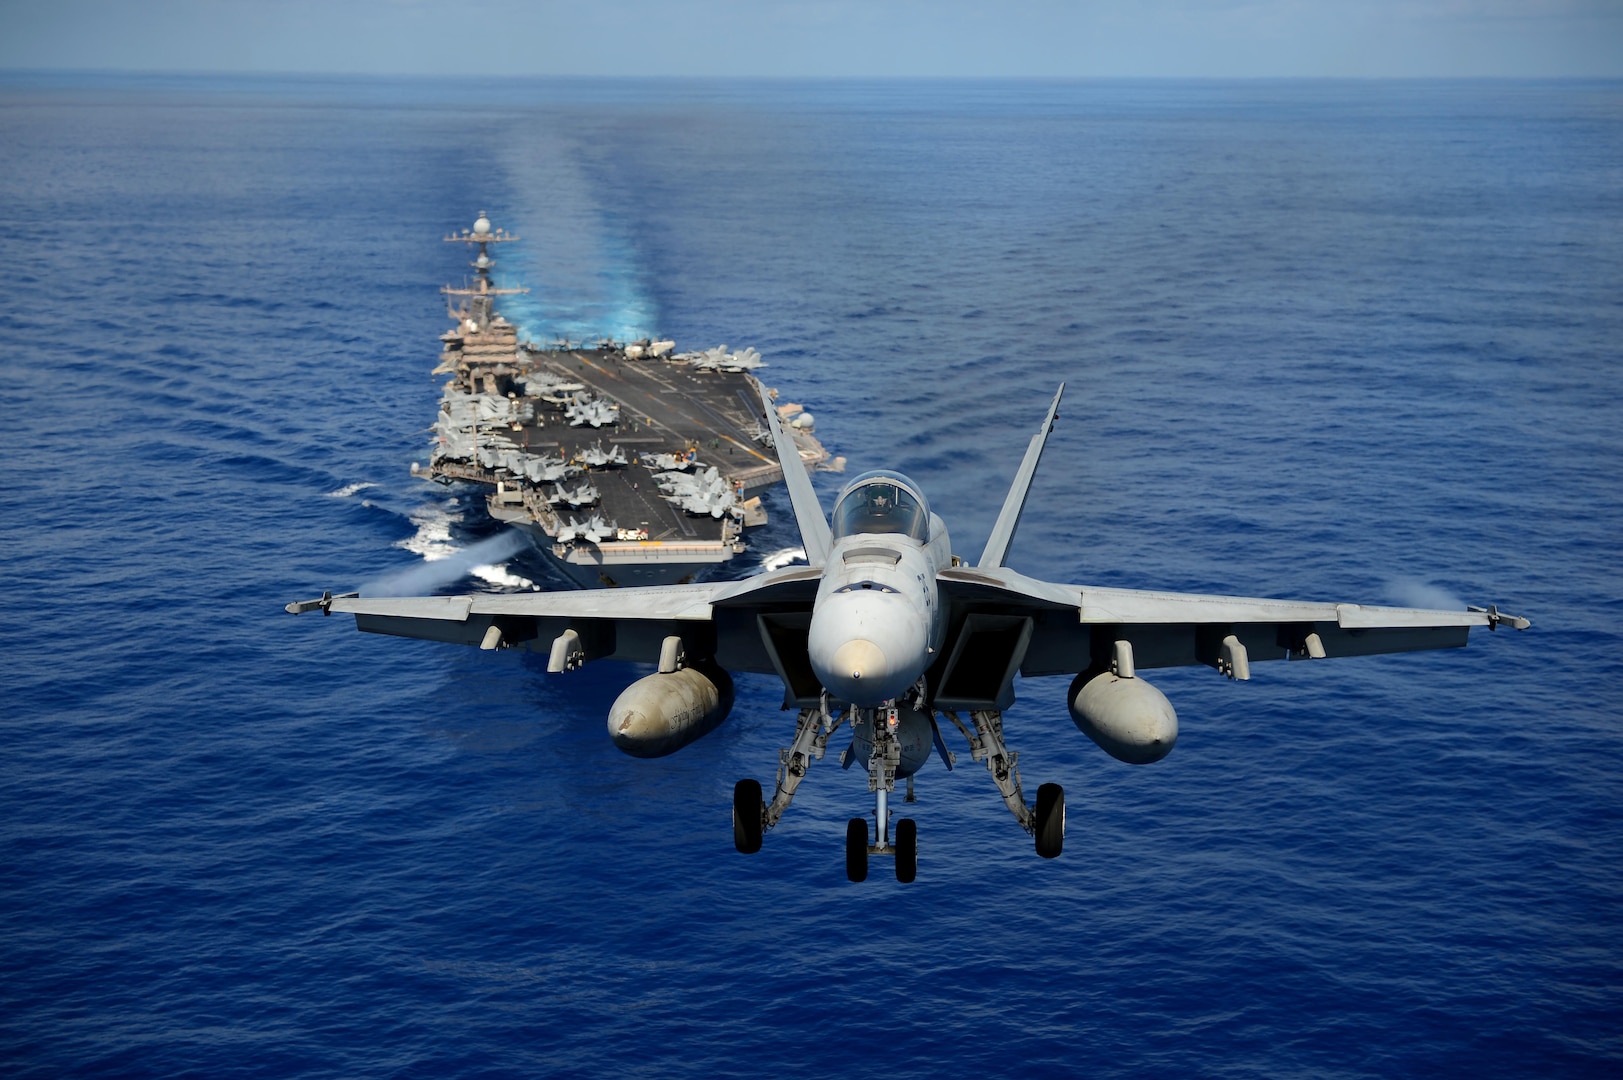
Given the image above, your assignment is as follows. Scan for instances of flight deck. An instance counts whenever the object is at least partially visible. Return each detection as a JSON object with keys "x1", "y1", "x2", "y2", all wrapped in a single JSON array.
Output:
[{"x1": 415, "y1": 212, "x2": 838, "y2": 587}]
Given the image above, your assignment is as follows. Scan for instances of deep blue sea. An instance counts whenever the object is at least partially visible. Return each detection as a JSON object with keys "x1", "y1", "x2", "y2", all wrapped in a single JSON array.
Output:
[{"x1": 2, "y1": 74, "x2": 1620, "y2": 1078}]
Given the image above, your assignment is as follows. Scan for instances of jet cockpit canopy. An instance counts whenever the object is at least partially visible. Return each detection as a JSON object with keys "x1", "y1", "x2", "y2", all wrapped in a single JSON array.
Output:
[{"x1": 831, "y1": 470, "x2": 930, "y2": 542}]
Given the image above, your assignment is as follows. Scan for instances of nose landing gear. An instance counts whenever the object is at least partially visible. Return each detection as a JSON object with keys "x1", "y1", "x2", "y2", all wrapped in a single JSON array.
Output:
[
  {"x1": 842, "y1": 706, "x2": 918, "y2": 882},
  {"x1": 894, "y1": 818, "x2": 918, "y2": 883},
  {"x1": 845, "y1": 817, "x2": 868, "y2": 882},
  {"x1": 735, "y1": 701, "x2": 1061, "y2": 878},
  {"x1": 868, "y1": 703, "x2": 917, "y2": 883},
  {"x1": 844, "y1": 812, "x2": 917, "y2": 883}
]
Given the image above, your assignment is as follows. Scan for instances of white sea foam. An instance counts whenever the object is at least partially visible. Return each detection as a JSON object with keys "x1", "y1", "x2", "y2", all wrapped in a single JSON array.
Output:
[
  {"x1": 760, "y1": 546, "x2": 807, "y2": 572},
  {"x1": 471, "y1": 563, "x2": 538, "y2": 591},
  {"x1": 326, "y1": 481, "x2": 377, "y2": 498},
  {"x1": 395, "y1": 504, "x2": 458, "y2": 562},
  {"x1": 365, "y1": 529, "x2": 529, "y2": 597}
]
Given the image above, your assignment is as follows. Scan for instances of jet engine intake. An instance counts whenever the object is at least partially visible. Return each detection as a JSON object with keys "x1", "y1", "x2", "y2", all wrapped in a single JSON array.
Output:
[
  {"x1": 608, "y1": 663, "x2": 734, "y2": 758},
  {"x1": 1068, "y1": 669, "x2": 1178, "y2": 765}
]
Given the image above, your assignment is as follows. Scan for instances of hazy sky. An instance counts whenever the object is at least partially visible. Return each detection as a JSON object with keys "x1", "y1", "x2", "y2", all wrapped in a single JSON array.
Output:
[{"x1": 1, "y1": 0, "x2": 1619, "y2": 78}]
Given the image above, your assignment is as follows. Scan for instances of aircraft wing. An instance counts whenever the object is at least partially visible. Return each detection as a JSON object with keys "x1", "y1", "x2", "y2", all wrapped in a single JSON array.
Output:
[
  {"x1": 934, "y1": 564, "x2": 1528, "y2": 694},
  {"x1": 288, "y1": 565, "x2": 823, "y2": 677}
]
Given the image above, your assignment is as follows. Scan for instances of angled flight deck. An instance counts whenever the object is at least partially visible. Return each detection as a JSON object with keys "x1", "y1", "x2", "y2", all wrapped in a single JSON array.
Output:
[{"x1": 416, "y1": 212, "x2": 840, "y2": 586}]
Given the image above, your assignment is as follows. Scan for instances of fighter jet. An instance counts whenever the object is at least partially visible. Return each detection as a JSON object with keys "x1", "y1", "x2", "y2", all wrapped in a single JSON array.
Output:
[
  {"x1": 549, "y1": 479, "x2": 600, "y2": 509},
  {"x1": 519, "y1": 371, "x2": 586, "y2": 399},
  {"x1": 555, "y1": 512, "x2": 616, "y2": 545},
  {"x1": 681, "y1": 345, "x2": 767, "y2": 372},
  {"x1": 510, "y1": 452, "x2": 577, "y2": 484},
  {"x1": 669, "y1": 485, "x2": 736, "y2": 519},
  {"x1": 623, "y1": 339, "x2": 677, "y2": 360},
  {"x1": 653, "y1": 465, "x2": 738, "y2": 518},
  {"x1": 579, "y1": 442, "x2": 628, "y2": 468},
  {"x1": 565, "y1": 395, "x2": 620, "y2": 428},
  {"x1": 289, "y1": 384, "x2": 1529, "y2": 883},
  {"x1": 640, "y1": 450, "x2": 695, "y2": 472}
]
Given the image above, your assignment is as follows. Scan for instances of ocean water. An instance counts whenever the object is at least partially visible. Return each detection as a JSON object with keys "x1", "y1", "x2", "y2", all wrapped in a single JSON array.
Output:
[{"x1": 1, "y1": 74, "x2": 1620, "y2": 1078}]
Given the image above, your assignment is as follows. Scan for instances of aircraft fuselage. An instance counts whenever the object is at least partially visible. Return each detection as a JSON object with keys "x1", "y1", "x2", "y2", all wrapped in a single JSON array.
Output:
[{"x1": 807, "y1": 471, "x2": 952, "y2": 706}]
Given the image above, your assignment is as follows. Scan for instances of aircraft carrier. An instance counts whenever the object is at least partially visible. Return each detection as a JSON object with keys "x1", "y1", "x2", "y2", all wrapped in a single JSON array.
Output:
[{"x1": 413, "y1": 213, "x2": 840, "y2": 587}]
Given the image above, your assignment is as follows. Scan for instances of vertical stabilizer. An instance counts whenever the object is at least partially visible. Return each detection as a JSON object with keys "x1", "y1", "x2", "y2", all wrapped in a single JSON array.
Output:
[
  {"x1": 759, "y1": 381, "x2": 833, "y2": 566},
  {"x1": 978, "y1": 384, "x2": 1065, "y2": 569}
]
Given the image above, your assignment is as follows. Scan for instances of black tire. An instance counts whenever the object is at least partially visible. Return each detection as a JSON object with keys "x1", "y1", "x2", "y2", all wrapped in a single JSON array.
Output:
[
  {"x1": 733, "y1": 779, "x2": 763, "y2": 854},
  {"x1": 845, "y1": 818, "x2": 869, "y2": 882},
  {"x1": 1034, "y1": 782, "x2": 1065, "y2": 859},
  {"x1": 894, "y1": 818, "x2": 918, "y2": 883}
]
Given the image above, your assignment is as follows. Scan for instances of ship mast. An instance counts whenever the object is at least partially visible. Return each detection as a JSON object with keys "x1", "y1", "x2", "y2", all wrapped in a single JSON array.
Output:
[{"x1": 442, "y1": 210, "x2": 527, "y2": 333}]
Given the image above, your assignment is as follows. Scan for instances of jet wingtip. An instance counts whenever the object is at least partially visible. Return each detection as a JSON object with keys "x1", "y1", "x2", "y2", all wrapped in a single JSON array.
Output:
[{"x1": 1470, "y1": 604, "x2": 1532, "y2": 631}]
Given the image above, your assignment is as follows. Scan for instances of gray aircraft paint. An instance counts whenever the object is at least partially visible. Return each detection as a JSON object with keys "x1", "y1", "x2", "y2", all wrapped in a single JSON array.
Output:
[{"x1": 292, "y1": 381, "x2": 1529, "y2": 877}]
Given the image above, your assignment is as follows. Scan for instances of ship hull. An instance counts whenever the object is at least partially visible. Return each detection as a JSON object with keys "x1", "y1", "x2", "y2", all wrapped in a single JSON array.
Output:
[{"x1": 508, "y1": 520, "x2": 735, "y2": 588}]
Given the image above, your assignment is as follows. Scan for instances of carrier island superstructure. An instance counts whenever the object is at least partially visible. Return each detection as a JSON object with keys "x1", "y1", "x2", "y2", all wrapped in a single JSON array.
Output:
[{"x1": 414, "y1": 212, "x2": 840, "y2": 587}]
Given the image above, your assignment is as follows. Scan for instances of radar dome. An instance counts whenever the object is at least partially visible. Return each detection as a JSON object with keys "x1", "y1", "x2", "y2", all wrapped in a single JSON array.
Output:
[
  {"x1": 473, "y1": 214, "x2": 492, "y2": 235},
  {"x1": 792, "y1": 412, "x2": 816, "y2": 429}
]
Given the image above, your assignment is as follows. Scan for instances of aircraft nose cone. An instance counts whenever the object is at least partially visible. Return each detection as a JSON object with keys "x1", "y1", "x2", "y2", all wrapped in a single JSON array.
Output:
[
  {"x1": 832, "y1": 638, "x2": 889, "y2": 686},
  {"x1": 808, "y1": 588, "x2": 930, "y2": 706}
]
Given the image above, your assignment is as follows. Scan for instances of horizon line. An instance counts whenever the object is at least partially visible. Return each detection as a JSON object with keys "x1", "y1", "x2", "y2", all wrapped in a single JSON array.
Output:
[{"x1": 5, "y1": 68, "x2": 1619, "y2": 83}]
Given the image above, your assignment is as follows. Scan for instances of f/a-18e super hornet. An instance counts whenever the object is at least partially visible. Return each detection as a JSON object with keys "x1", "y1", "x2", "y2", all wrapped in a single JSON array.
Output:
[
  {"x1": 578, "y1": 441, "x2": 628, "y2": 469},
  {"x1": 564, "y1": 394, "x2": 620, "y2": 428},
  {"x1": 289, "y1": 385, "x2": 1528, "y2": 882}
]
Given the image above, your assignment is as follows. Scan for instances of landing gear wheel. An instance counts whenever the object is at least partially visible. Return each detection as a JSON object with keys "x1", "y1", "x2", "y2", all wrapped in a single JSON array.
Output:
[
  {"x1": 894, "y1": 818, "x2": 917, "y2": 883},
  {"x1": 1034, "y1": 782, "x2": 1065, "y2": 859},
  {"x1": 733, "y1": 779, "x2": 763, "y2": 854},
  {"x1": 845, "y1": 818, "x2": 869, "y2": 882}
]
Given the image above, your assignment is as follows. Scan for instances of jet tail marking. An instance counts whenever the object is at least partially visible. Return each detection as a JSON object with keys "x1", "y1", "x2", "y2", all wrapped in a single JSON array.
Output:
[
  {"x1": 759, "y1": 380, "x2": 833, "y2": 566},
  {"x1": 978, "y1": 383, "x2": 1064, "y2": 569}
]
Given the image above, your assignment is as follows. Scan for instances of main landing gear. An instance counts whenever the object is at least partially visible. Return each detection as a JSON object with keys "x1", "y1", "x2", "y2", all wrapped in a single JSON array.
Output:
[
  {"x1": 939, "y1": 708, "x2": 1066, "y2": 860},
  {"x1": 734, "y1": 698, "x2": 1064, "y2": 880},
  {"x1": 732, "y1": 778, "x2": 763, "y2": 855},
  {"x1": 734, "y1": 696, "x2": 843, "y2": 854}
]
